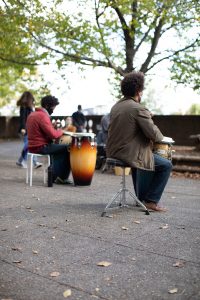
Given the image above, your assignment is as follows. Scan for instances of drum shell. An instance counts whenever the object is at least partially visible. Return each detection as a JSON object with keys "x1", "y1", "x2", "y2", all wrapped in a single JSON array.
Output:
[
  {"x1": 59, "y1": 135, "x2": 72, "y2": 145},
  {"x1": 70, "y1": 136, "x2": 97, "y2": 186},
  {"x1": 153, "y1": 143, "x2": 172, "y2": 160}
]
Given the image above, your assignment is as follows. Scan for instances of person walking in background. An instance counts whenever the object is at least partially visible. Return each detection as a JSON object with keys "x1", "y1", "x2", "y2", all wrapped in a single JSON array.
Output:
[
  {"x1": 72, "y1": 105, "x2": 86, "y2": 132},
  {"x1": 16, "y1": 91, "x2": 42, "y2": 169}
]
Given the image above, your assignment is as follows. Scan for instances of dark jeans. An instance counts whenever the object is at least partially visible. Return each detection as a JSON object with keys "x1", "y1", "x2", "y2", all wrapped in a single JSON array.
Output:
[
  {"x1": 132, "y1": 154, "x2": 173, "y2": 204},
  {"x1": 39, "y1": 144, "x2": 70, "y2": 181}
]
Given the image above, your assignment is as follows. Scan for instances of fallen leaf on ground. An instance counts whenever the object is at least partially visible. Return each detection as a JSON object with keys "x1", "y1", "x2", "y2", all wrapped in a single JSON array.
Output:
[
  {"x1": 97, "y1": 261, "x2": 112, "y2": 267},
  {"x1": 159, "y1": 224, "x2": 169, "y2": 229},
  {"x1": 32, "y1": 250, "x2": 38, "y2": 254},
  {"x1": 63, "y1": 289, "x2": 72, "y2": 297},
  {"x1": 105, "y1": 215, "x2": 113, "y2": 218},
  {"x1": 51, "y1": 236, "x2": 56, "y2": 239},
  {"x1": 11, "y1": 247, "x2": 22, "y2": 252},
  {"x1": 168, "y1": 288, "x2": 178, "y2": 294},
  {"x1": 133, "y1": 220, "x2": 140, "y2": 224},
  {"x1": 173, "y1": 261, "x2": 185, "y2": 268},
  {"x1": 130, "y1": 257, "x2": 136, "y2": 261},
  {"x1": 13, "y1": 260, "x2": 22, "y2": 264},
  {"x1": 50, "y1": 271, "x2": 60, "y2": 277},
  {"x1": 121, "y1": 226, "x2": 129, "y2": 230},
  {"x1": 26, "y1": 206, "x2": 31, "y2": 209}
]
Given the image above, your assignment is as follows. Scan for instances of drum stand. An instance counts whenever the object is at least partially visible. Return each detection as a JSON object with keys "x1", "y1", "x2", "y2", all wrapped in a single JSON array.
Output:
[{"x1": 101, "y1": 158, "x2": 150, "y2": 217}]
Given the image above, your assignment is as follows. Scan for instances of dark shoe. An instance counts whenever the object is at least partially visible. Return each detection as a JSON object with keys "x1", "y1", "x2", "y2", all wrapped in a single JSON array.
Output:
[
  {"x1": 54, "y1": 177, "x2": 73, "y2": 185},
  {"x1": 144, "y1": 202, "x2": 167, "y2": 212}
]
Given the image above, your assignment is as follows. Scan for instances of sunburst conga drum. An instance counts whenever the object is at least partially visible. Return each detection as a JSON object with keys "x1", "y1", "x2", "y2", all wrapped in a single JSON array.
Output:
[
  {"x1": 153, "y1": 136, "x2": 175, "y2": 160},
  {"x1": 59, "y1": 134, "x2": 72, "y2": 146},
  {"x1": 70, "y1": 133, "x2": 97, "y2": 186}
]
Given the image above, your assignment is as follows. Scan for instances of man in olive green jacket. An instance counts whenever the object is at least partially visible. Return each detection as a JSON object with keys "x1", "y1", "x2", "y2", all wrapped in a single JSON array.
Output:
[{"x1": 106, "y1": 72, "x2": 172, "y2": 212}]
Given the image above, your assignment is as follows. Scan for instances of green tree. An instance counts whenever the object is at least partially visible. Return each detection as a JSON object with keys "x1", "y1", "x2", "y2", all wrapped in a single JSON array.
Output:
[
  {"x1": 186, "y1": 103, "x2": 200, "y2": 115},
  {"x1": 0, "y1": 0, "x2": 200, "y2": 104}
]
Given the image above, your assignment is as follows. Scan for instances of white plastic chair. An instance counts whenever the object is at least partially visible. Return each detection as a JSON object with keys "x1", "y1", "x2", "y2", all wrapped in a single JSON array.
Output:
[{"x1": 26, "y1": 153, "x2": 51, "y2": 187}]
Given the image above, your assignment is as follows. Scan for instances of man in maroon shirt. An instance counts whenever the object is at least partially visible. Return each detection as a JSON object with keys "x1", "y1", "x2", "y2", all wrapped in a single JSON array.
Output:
[{"x1": 26, "y1": 95, "x2": 71, "y2": 184}]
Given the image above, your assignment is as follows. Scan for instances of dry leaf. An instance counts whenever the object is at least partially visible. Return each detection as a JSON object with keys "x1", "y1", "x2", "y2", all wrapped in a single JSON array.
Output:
[
  {"x1": 168, "y1": 288, "x2": 178, "y2": 294},
  {"x1": 159, "y1": 224, "x2": 169, "y2": 229},
  {"x1": 173, "y1": 261, "x2": 185, "y2": 268},
  {"x1": 11, "y1": 247, "x2": 22, "y2": 252},
  {"x1": 50, "y1": 271, "x2": 60, "y2": 277},
  {"x1": 106, "y1": 214, "x2": 113, "y2": 218},
  {"x1": 32, "y1": 250, "x2": 38, "y2": 254},
  {"x1": 134, "y1": 220, "x2": 140, "y2": 224},
  {"x1": 63, "y1": 289, "x2": 72, "y2": 298},
  {"x1": 97, "y1": 261, "x2": 112, "y2": 267},
  {"x1": 13, "y1": 260, "x2": 22, "y2": 264},
  {"x1": 121, "y1": 226, "x2": 129, "y2": 230},
  {"x1": 26, "y1": 206, "x2": 31, "y2": 209},
  {"x1": 51, "y1": 236, "x2": 56, "y2": 239}
]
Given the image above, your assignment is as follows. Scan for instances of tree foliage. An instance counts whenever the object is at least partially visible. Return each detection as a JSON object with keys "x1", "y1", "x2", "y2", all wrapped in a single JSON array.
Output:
[
  {"x1": 0, "y1": 0, "x2": 200, "y2": 103},
  {"x1": 186, "y1": 103, "x2": 200, "y2": 115}
]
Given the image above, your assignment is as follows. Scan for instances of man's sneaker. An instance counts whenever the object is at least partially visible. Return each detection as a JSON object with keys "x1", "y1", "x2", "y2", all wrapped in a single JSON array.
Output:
[
  {"x1": 16, "y1": 161, "x2": 27, "y2": 168},
  {"x1": 34, "y1": 162, "x2": 43, "y2": 169}
]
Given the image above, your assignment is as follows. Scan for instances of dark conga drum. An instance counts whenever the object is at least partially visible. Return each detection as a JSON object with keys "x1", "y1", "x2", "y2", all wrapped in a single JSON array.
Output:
[{"x1": 70, "y1": 133, "x2": 97, "y2": 186}]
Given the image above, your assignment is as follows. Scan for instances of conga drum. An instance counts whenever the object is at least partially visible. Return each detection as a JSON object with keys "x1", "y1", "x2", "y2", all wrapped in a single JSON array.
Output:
[
  {"x1": 59, "y1": 131, "x2": 73, "y2": 146},
  {"x1": 70, "y1": 133, "x2": 97, "y2": 186},
  {"x1": 153, "y1": 136, "x2": 175, "y2": 160}
]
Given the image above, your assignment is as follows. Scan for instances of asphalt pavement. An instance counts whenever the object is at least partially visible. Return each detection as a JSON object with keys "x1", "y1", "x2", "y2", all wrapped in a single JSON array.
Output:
[{"x1": 0, "y1": 140, "x2": 200, "y2": 300}]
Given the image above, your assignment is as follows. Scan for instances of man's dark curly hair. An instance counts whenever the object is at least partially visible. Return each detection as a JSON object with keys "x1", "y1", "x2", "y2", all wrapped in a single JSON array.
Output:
[
  {"x1": 41, "y1": 95, "x2": 59, "y2": 108},
  {"x1": 121, "y1": 71, "x2": 144, "y2": 97}
]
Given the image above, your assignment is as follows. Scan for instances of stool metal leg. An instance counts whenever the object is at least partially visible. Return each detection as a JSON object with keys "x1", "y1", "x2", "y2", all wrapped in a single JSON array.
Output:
[{"x1": 101, "y1": 166, "x2": 150, "y2": 216}]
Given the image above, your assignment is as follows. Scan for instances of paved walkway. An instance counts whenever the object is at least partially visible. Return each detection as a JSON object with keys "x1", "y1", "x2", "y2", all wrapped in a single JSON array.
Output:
[{"x1": 0, "y1": 140, "x2": 200, "y2": 300}]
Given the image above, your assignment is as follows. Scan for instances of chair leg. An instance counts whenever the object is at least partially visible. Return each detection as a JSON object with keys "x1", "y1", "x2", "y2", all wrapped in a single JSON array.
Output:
[
  {"x1": 26, "y1": 155, "x2": 29, "y2": 184},
  {"x1": 30, "y1": 155, "x2": 33, "y2": 187}
]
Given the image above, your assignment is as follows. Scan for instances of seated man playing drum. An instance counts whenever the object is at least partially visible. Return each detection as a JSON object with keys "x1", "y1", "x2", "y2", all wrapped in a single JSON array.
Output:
[
  {"x1": 106, "y1": 71, "x2": 173, "y2": 212},
  {"x1": 26, "y1": 95, "x2": 71, "y2": 184}
]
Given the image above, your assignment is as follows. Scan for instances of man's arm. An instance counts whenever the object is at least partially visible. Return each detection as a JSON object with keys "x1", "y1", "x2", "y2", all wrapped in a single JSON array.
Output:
[{"x1": 136, "y1": 108, "x2": 163, "y2": 142}]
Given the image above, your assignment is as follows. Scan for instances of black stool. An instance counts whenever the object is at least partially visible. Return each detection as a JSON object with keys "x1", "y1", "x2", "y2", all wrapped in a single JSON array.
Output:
[{"x1": 101, "y1": 158, "x2": 150, "y2": 216}]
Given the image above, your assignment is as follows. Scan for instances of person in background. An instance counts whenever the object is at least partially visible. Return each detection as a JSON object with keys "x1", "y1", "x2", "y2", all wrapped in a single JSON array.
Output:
[
  {"x1": 101, "y1": 113, "x2": 110, "y2": 144},
  {"x1": 16, "y1": 91, "x2": 42, "y2": 169},
  {"x1": 26, "y1": 95, "x2": 71, "y2": 184},
  {"x1": 96, "y1": 113, "x2": 110, "y2": 145},
  {"x1": 64, "y1": 116, "x2": 77, "y2": 132},
  {"x1": 72, "y1": 105, "x2": 86, "y2": 132},
  {"x1": 106, "y1": 71, "x2": 173, "y2": 212}
]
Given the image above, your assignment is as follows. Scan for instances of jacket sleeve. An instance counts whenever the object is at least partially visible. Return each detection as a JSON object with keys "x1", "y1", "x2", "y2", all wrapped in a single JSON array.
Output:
[
  {"x1": 40, "y1": 115, "x2": 63, "y2": 139},
  {"x1": 136, "y1": 107, "x2": 163, "y2": 142}
]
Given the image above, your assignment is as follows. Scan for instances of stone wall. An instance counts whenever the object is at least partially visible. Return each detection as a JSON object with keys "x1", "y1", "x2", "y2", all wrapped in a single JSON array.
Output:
[{"x1": 0, "y1": 115, "x2": 199, "y2": 146}]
